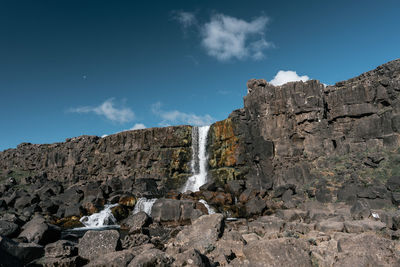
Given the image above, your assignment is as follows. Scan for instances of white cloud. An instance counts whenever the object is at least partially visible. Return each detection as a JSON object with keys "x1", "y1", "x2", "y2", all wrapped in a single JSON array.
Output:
[
  {"x1": 130, "y1": 123, "x2": 146, "y2": 130},
  {"x1": 172, "y1": 11, "x2": 197, "y2": 29},
  {"x1": 151, "y1": 102, "x2": 214, "y2": 126},
  {"x1": 201, "y1": 14, "x2": 272, "y2": 61},
  {"x1": 269, "y1": 70, "x2": 310, "y2": 86},
  {"x1": 69, "y1": 99, "x2": 134, "y2": 123}
]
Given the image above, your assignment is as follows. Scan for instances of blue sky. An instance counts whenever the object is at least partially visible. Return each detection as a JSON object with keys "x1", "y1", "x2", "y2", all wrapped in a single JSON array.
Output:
[{"x1": 1, "y1": 0, "x2": 399, "y2": 151}]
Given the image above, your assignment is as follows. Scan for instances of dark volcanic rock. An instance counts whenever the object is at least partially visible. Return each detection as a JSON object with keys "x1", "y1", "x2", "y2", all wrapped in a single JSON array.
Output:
[
  {"x1": 121, "y1": 211, "x2": 151, "y2": 234},
  {"x1": 0, "y1": 236, "x2": 44, "y2": 265},
  {"x1": 0, "y1": 220, "x2": 19, "y2": 237},
  {"x1": 18, "y1": 215, "x2": 61, "y2": 245},
  {"x1": 44, "y1": 240, "x2": 77, "y2": 258},
  {"x1": 151, "y1": 198, "x2": 204, "y2": 225},
  {"x1": 127, "y1": 248, "x2": 172, "y2": 267},
  {"x1": 78, "y1": 230, "x2": 120, "y2": 260}
]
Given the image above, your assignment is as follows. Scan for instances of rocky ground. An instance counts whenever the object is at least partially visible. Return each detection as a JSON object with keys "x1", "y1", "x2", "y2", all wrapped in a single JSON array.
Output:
[{"x1": 1, "y1": 174, "x2": 400, "y2": 266}]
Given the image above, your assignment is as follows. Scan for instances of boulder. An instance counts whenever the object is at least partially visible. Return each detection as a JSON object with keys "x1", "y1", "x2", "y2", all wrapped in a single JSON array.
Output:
[
  {"x1": 33, "y1": 256, "x2": 86, "y2": 267},
  {"x1": 44, "y1": 240, "x2": 77, "y2": 258},
  {"x1": 170, "y1": 248, "x2": 211, "y2": 267},
  {"x1": 344, "y1": 219, "x2": 387, "y2": 233},
  {"x1": 121, "y1": 211, "x2": 151, "y2": 234},
  {"x1": 78, "y1": 230, "x2": 120, "y2": 260},
  {"x1": 350, "y1": 199, "x2": 371, "y2": 219},
  {"x1": 245, "y1": 196, "x2": 266, "y2": 217},
  {"x1": 386, "y1": 176, "x2": 400, "y2": 192},
  {"x1": 336, "y1": 233, "x2": 400, "y2": 265},
  {"x1": 127, "y1": 248, "x2": 172, "y2": 267},
  {"x1": 0, "y1": 235, "x2": 44, "y2": 265},
  {"x1": 86, "y1": 249, "x2": 136, "y2": 267},
  {"x1": 0, "y1": 220, "x2": 19, "y2": 237},
  {"x1": 315, "y1": 221, "x2": 344, "y2": 232},
  {"x1": 275, "y1": 209, "x2": 307, "y2": 222},
  {"x1": 243, "y1": 238, "x2": 312, "y2": 266},
  {"x1": 248, "y1": 216, "x2": 285, "y2": 237},
  {"x1": 151, "y1": 199, "x2": 204, "y2": 225},
  {"x1": 122, "y1": 233, "x2": 150, "y2": 249},
  {"x1": 18, "y1": 215, "x2": 61, "y2": 245},
  {"x1": 167, "y1": 214, "x2": 224, "y2": 255}
]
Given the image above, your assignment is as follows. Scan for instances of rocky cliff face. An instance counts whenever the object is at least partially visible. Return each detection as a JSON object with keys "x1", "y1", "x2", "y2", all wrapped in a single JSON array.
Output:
[
  {"x1": 0, "y1": 126, "x2": 193, "y2": 190},
  {"x1": 2, "y1": 59, "x2": 400, "y2": 200},
  {"x1": 208, "y1": 59, "x2": 400, "y2": 204}
]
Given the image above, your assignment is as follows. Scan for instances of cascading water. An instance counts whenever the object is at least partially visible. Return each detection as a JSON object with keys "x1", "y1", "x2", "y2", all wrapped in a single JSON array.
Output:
[
  {"x1": 79, "y1": 204, "x2": 118, "y2": 228},
  {"x1": 133, "y1": 197, "x2": 158, "y2": 215},
  {"x1": 181, "y1": 125, "x2": 210, "y2": 193},
  {"x1": 199, "y1": 199, "x2": 215, "y2": 214}
]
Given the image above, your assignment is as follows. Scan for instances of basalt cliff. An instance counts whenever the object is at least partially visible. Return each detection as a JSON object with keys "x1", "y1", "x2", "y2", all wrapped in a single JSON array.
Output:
[{"x1": 1, "y1": 59, "x2": 400, "y2": 266}]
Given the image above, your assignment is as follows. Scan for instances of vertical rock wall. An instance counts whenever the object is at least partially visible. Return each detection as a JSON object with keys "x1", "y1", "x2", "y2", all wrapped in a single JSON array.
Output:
[
  {"x1": 0, "y1": 126, "x2": 193, "y2": 190},
  {"x1": 208, "y1": 59, "x2": 400, "y2": 193}
]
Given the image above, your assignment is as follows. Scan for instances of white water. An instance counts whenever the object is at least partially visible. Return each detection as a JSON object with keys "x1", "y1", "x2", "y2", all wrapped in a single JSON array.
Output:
[
  {"x1": 79, "y1": 204, "x2": 118, "y2": 228},
  {"x1": 133, "y1": 197, "x2": 158, "y2": 215},
  {"x1": 199, "y1": 199, "x2": 215, "y2": 214},
  {"x1": 181, "y1": 126, "x2": 210, "y2": 193}
]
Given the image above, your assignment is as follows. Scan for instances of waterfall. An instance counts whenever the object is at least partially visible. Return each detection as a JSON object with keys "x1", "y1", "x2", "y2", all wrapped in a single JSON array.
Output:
[
  {"x1": 199, "y1": 199, "x2": 215, "y2": 214},
  {"x1": 79, "y1": 204, "x2": 118, "y2": 228},
  {"x1": 133, "y1": 197, "x2": 157, "y2": 215},
  {"x1": 181, "y1": 125, "x2": 210, "y2": 193}
]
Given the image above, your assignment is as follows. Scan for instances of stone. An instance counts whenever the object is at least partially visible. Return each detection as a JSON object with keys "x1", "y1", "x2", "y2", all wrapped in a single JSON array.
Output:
[
  {"x1": 248, "y1": 216, "x2": 285, "y2": 237},
  {"x1": 350, "y1": 199, "x2": 371, "y2": 219},
  {"x1": 18, "y1": 215, "x2": 61, "y2": 245},
  {"x1": 336, "y1": 233, "x2": 400, "y2": 265},
  {"x1": 151, "y1": 199, "x2": 181, "y2": 223},
  {"x1": 275, "y1": 209, "x2": 307, "y2": 222},
  {"x1": 0, "y1": 220, "x2": 19, "y2": 237},
  {"x1": 386, "y1": 176, "x2": 400, "y2": 192},
  {"x1": 225, "y1": 180, "x2": 245, "y2": 196},
  {"x1": 151, "y1": 198, "x2": 204, "y2": 225},
  {"x1": 121, "y1": 211, "x2": 151, "y2": 234},
  {"x1": 127, "y1": 248, "x2": 172, "y2": 267},
  {"x1": 86, "y1": 249, "x2": 136, "y2": 267},
  {"x1": 170, "y1": 248, "x2": 211, "y2": 267},
  {"x1": 78, "y1": 230, "x2": 120, "y2": 260},
  {"x1": 243, "y1": 238, "x2": 312, "y2": 266},
  {"x1": 344, "y1": 219, "x2": 387, "y2": 233},
  {"x1": 168, "y1": 214, "x2": 224, "y2": 255},
  {"x1": 44, "y1": 240, "x2": 77, "y2": 258},
  {"x1": 0, "y1": 235, "x2": 44, "y2": 265},
  {"x1": 122, "y1": 233, "x2": 150, "y2": 249},
  {"x1": 33, "y1": 256, "x2": 86, "y2": 267},
  {"x1": 315, "y1": 221, "x2": 344, "y2": 232},
  {"x1": 244, "y1": 196, "x2": 266, "y2": 217}
]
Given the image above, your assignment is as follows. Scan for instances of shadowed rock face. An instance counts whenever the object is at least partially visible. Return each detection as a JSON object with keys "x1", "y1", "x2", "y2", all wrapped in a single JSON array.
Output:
[
  {"x1": 0, "y1": 126, "x2": 193, "y2": 190},
  {"x1": 209, "y1": 59, "x2": 400, "y2": 193}
]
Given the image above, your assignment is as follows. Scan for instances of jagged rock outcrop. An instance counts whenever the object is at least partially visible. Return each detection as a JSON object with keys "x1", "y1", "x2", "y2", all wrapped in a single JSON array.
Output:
[
  {"x1": 0, "y1": 126, "x2": 193, "y2": 191},
  {"x1": 209, "y1": 58, "x2": 400, "y2": 205}
]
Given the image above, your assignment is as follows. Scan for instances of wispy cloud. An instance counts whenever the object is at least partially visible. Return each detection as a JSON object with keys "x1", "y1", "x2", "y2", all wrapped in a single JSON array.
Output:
[
  {"x1": 171, "y1": 11, "x2": 197, "y2": 30},
  {"x1": 269, "y1": 70, "x2": 310, "y2": 86},
  {"x1": 173, "y1": 12, "x2": 272, "y2": 61},
  {"x1": 69, "y1": 99, "x2": 134, "y2": 123},
  {"x1": 202, "y1": 14, "x2": 271, "y2": 61},
  {"x1": 151, "y1": 102, "x2": 214, "y2": 126},
  {"x1": 130, "y1": 123, "x2": 146, "y2": 130}
]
